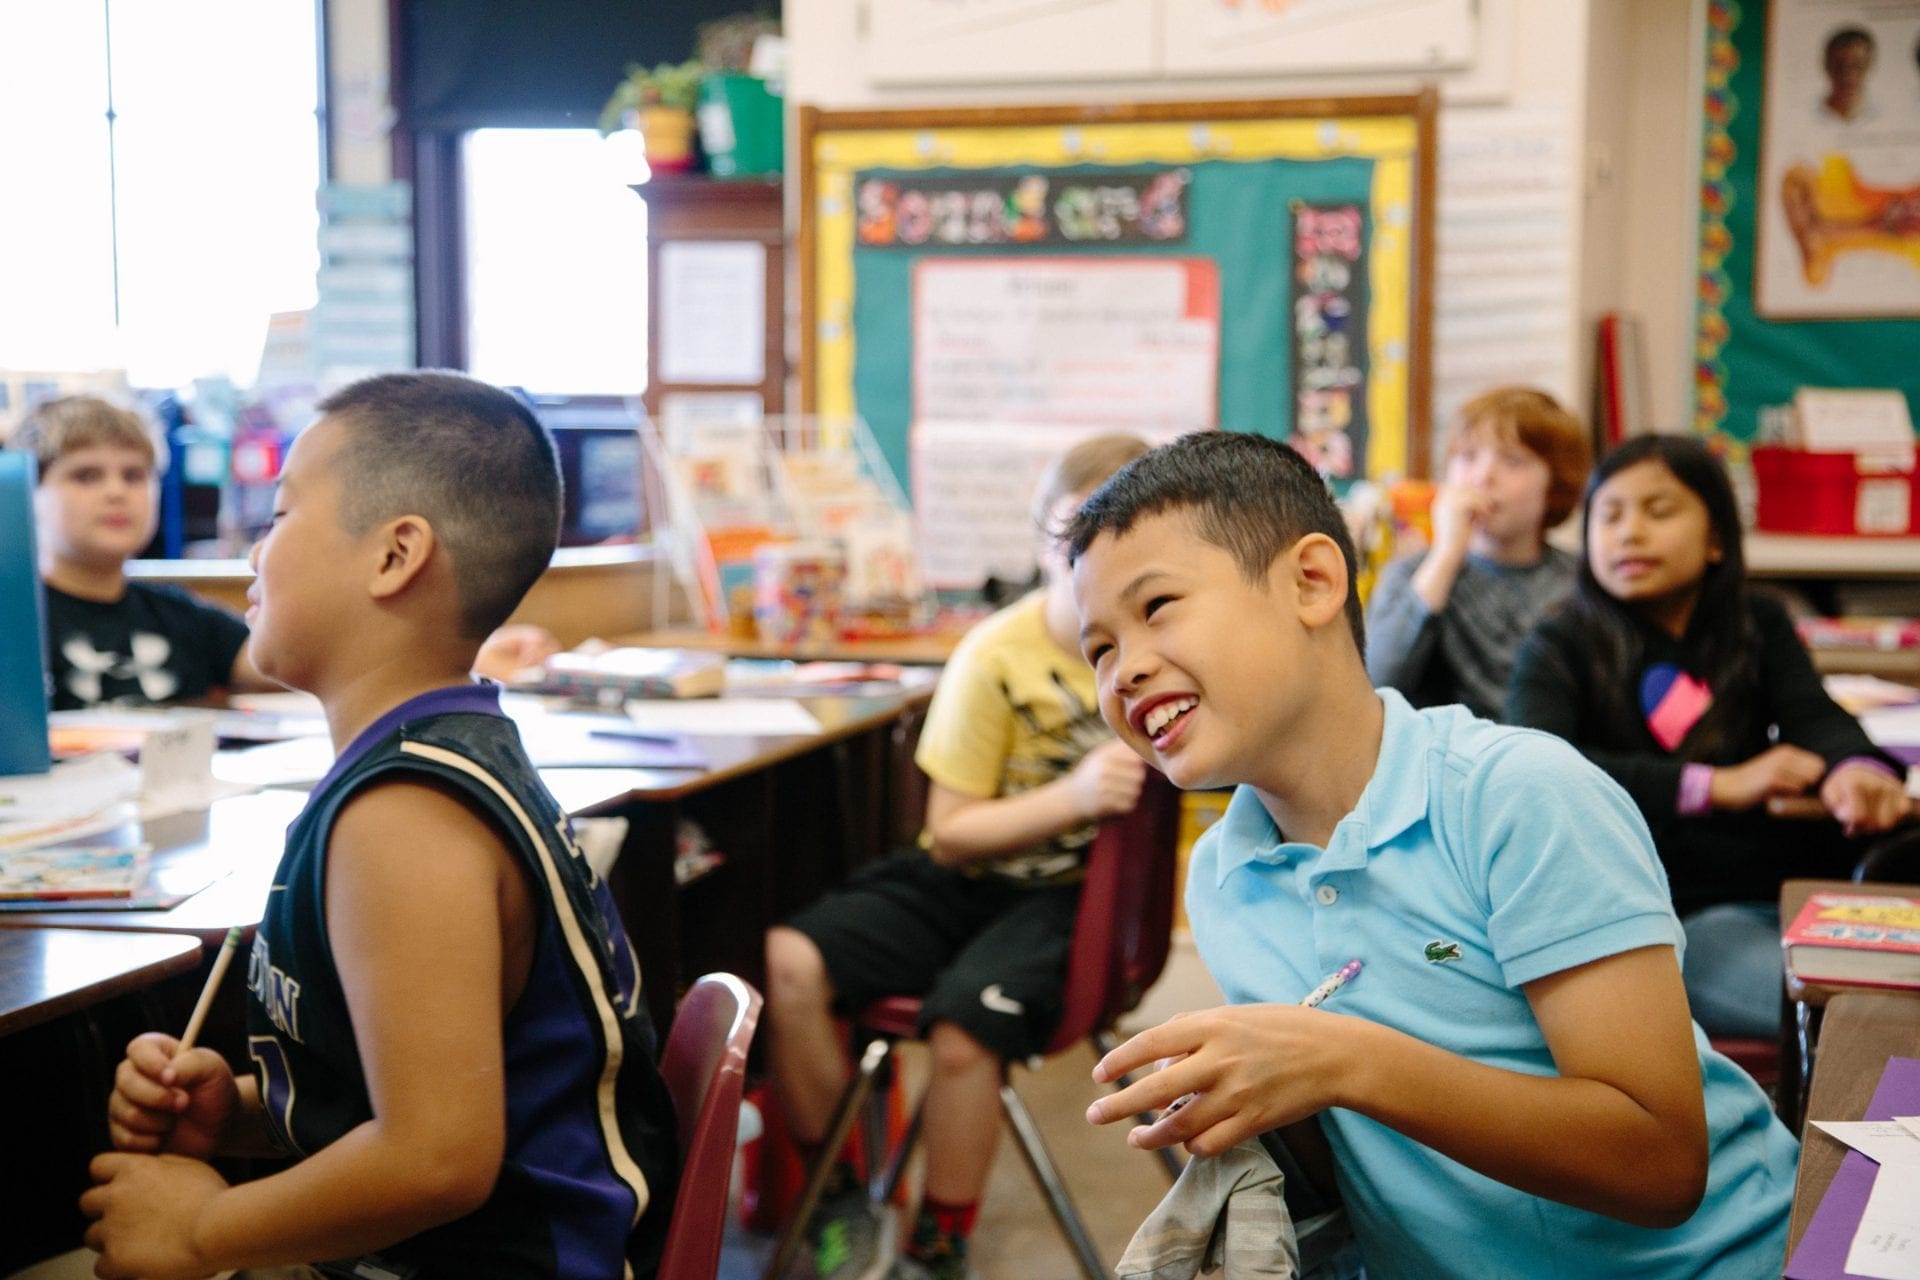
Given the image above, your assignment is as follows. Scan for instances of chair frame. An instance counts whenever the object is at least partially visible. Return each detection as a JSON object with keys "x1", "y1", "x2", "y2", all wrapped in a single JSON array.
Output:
[
  {"x1": 763, "y1": 775, "x2": 1185, "y2": 1280},
  {"x1": 659, "y1": 971, "x2": 765, "y2": 1280}
]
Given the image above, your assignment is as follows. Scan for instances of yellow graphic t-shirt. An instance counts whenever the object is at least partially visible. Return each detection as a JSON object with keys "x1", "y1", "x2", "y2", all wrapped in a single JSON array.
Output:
[{"x1": 914, "y1": 591, "x2": 1112, "y2": 885}]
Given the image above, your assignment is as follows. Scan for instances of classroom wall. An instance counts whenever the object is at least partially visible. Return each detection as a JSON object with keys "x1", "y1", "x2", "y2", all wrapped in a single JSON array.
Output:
[
  {"x1": 321, "y1": 1, "x2": 1705, "y2": 454},
  {"x1": 786, "y1": 0, "x2": 1706, "y2": 456}
]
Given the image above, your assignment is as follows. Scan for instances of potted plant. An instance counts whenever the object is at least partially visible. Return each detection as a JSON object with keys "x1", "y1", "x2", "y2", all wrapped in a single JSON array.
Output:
[{"x1": 599, "y1": 59, "x2": 706, "y2": 174}]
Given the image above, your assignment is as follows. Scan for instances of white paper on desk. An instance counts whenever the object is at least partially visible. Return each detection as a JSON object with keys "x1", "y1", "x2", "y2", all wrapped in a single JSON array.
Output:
[
  {"x1": 1812, "y1": 1120, "x2": 1920, "y2": 1168},
  {"x1": 213, "y1": 737, "x2": 337, "y2": 789},
  {"x1": 139, "y1": 717, "x2": 216, "y2": 814},
  {"x1": 139, "y1": 776, "x2": 258, "y2": 821},
  {"x1": 1847, "y1": 1162, "x2": 1920, "y2": 1279},
  {"x1": 624, "y1": 698, "x2": 823, "y2": 737},
  {"x1": 1899, "y1": 1117, "x2": 1920, "y2": 1143},
  {"x1": 0, "y1": 753, "x2": 140, "y2": 823},
  {"x1": 1862, "y1": 705, "x2": 1920, "y2": 749},
  {"x1": 0, "y1": 800, "x2": 138, "y2": 853}
]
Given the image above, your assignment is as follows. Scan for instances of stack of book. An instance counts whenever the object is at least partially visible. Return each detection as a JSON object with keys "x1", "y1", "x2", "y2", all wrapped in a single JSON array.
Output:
[
  {"x1": 1783, "y1": 891, "x2": 1920, "y2": 991},
  {"x1": 528, "y1": 647, "x2": 728, "y2": 701}
]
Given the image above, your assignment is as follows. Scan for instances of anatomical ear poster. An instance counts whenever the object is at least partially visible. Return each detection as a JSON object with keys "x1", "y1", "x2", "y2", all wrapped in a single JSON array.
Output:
[{"x1": 1756, "y1": 0, "x2": 1920, "y2": 318}]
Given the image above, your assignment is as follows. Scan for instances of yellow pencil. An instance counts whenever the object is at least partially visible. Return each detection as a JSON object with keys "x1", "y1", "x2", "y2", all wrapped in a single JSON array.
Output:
[{"x1": 178, "y1": 926, "x2": 244, "y2": 1052}]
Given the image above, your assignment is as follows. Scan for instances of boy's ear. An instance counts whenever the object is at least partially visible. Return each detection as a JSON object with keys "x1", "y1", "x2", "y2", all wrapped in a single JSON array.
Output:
[
  {"x1": 1288, "y1": 533, "x2": 1352, "y2": 631},
  {"x1": 366, "y1": 514, "x2": 438, "y2": 602}
]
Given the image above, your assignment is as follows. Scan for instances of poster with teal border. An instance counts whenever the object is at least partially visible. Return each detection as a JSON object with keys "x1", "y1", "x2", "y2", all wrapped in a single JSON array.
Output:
[{"x1": 1693, "y1": 0, "x2": 1920, "y2": 447}]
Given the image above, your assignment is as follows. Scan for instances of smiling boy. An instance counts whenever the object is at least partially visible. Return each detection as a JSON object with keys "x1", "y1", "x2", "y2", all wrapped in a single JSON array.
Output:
[{"x1": 1065, "y1": 431, "x2": 1795, "y2": 1280}]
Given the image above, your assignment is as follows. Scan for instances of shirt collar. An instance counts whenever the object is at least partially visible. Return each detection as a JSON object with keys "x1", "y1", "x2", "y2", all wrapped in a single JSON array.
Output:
[
  {"x1": 1212, "y1": 688, "x2": 1433, "y2": 886},
  {"x1": 312, "y1": 681, "x2": 503, "y2": 795}
]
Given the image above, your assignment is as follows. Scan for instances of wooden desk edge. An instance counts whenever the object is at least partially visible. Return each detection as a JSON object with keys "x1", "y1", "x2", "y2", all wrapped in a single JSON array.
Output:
[
  {"x1": 1785, "y1": 990, "x2": 1920, "y2": 1254},
  {"x1": 0, "y1": 929, "x2": 203, "y2": 1039}
]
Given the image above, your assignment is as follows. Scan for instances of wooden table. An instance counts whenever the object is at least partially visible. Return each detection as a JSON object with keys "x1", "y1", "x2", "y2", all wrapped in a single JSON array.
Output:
[
  {"x1": 0, "y1": 928, "x2": 206, "y2": 1270},
  {"x1": 8, "y1": 693, "x2": 929, "y2": 1035},
  {"x1": 0, "y1": 789, "x2": 310, "y2": 945},
  {"x1": 0, "y1": 928, "x2": 201, "y2": 1038},
  {"x1": 1786, "y1": 990, "x2": 1920, "y2": 1256},
  {"x1": 543, "y1": 692, "x2": 931, "y2": 1031}
]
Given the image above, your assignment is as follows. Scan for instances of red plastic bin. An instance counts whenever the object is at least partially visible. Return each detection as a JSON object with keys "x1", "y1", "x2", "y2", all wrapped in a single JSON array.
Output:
[{"x1": 1751, "y1": 445, "x2": 1918, "y2": 537}]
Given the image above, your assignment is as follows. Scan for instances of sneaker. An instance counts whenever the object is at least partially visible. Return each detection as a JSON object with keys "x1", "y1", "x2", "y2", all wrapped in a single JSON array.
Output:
[{"x1": 796, "y1": 1187, "x2": 894, "y2": 1280}]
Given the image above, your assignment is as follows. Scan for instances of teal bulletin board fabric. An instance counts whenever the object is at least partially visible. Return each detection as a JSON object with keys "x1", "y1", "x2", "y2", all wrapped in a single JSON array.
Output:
[
  {"x1": 1694, "y1": 0, "x2": 1920, "y2": 443},
  {"x1": 850, "y1": 157, "x2": 1376, "y2": 492}
]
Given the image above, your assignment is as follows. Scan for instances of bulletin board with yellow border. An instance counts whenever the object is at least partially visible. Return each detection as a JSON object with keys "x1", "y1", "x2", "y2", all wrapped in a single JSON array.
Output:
[{"x1": 797, "y1": 94, "x2": 1438, "y2": 494}]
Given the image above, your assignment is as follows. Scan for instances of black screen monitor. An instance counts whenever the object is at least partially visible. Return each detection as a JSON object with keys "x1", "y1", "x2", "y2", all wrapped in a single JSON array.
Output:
[{"x1": 519, "y1": 394, "x2": 645, "y2": 548}]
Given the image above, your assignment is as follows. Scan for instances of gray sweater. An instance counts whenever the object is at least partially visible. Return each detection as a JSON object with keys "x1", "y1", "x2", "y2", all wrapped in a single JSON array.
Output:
[{"x1": 1365, "y1": 545, "x2": 1576, "y2": 721}]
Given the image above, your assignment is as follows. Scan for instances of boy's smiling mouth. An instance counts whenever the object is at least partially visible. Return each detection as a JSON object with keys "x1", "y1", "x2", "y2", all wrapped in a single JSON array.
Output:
[{"x1": 1134, "y1": 693, "x2": 1198, "y2": 744}]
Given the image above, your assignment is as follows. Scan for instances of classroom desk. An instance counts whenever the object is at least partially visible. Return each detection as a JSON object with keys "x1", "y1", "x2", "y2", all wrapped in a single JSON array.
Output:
[
  {"x1": 611, "y1": 626, "x2": 965, "y2": 666},
  {"x1": 0, "y1": 928, "x2": 201, "y2": 1039},
  {"x1": 1785, "y1": 990, "x2": 1920, "y2": 1258},
  {"x1": 1778, "y1": 877, "x2": 1920, "y2": 1134},
  {"x1": 0, "y1": 929, "x2": 207, "y2": 1271},
  {"x1": 0, "y1": 789, "x2": 311, "y2": 945},
  {"x1": 6, "y1": 693, "x2": 928, "y2": 1035},
  {"x1": 543, "y1": 691, "x2": 931, "y2": 1031}
]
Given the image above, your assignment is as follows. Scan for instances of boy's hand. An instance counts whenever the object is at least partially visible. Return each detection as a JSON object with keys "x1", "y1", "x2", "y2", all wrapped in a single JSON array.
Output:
[
  {"x1": 1071, "y1": 739, "x2": 1148, "y2": 821},
  {"x1": 1709, "y1": 744, "x2": 1826, "y2": 811},
  {"x1": 107, "y1": 1033, "x2": 238, "y2": 1158},
  {"x1": 1086, "y1": 1005, "x2": 1351, "y2": 1156},
  {"x1": 1427, "y1": 482, "x2": 1488, "y2": 559},
  {"x1": 1820, "y1": 763, "x2": 1912, "y2": 836},
  {"x1": 80, "y1": 1151, "x2": 227, "y2": 1280},
  {"x1": 472, "y1": 624, "x2": 561, "y2": 681}
]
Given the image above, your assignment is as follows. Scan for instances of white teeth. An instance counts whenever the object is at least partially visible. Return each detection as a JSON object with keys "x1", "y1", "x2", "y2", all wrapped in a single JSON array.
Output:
[{"x1": 1144, "y1": 696, "x2": 1197, "y2": 737}]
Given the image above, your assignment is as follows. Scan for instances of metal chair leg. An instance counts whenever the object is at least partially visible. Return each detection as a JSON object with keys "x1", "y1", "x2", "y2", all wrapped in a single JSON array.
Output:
[
  {"x1": 1092, "y1": 1029, "x2": 1185, "y2": 1182},
  {"x1": 1000, "y1": 1080, "x2": 1106, "y2": 1280},
  {"x1": 764, "y1": 1036, "x2": 894, "y2": 1280},
  {"x1": 877, "y1": 1093, "x2": 926, "y2": 1203}
]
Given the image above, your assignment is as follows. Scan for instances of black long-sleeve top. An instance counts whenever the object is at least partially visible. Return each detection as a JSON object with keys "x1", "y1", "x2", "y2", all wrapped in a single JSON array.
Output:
[{"x1": 1508, "y1": 593, "x2": 1894, "y2": 913}]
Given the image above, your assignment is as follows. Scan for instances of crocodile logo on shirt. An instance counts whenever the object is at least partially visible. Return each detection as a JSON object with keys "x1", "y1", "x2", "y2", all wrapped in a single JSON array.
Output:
[{"x1": 1424, "y1": 940, "x2": 1463, "y2": 964}]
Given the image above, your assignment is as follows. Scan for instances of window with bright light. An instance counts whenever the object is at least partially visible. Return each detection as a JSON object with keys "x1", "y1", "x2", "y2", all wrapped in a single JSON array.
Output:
[
  {"x1": 463, "y1": 128, "x2": 651, "y2": 395},
  {"x1": 0, "y1": 2, "x2": 322, "y2": 389}
]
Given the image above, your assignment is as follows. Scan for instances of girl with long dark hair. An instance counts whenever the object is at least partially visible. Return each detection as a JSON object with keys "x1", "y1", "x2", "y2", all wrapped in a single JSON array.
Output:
[{"x1": 1508, "y1": 434, "x2": 1913, "y2": 1036}]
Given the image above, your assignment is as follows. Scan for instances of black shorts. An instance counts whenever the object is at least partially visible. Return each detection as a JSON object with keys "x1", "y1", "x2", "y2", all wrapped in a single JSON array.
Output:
[{"x1": 786, "y1": 852, "x2": 1081, "y2": 1060}]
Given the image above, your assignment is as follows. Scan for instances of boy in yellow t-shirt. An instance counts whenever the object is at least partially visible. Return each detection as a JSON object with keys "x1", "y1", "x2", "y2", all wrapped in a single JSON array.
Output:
[{"x1": 763, "y1": 433, "x2": 1152, "y2": 1280}]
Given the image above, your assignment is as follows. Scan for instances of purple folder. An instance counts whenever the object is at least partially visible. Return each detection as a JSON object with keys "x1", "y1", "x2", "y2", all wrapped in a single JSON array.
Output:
[{"x1": 1784, "y1": 1055, "x2": 1920, "y2": 1279}]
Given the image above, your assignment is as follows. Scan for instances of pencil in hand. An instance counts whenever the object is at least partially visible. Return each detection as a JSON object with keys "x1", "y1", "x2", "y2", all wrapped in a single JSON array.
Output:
[{"x1": 178, "y1": 925, "x2": 244, "y2": 1053}]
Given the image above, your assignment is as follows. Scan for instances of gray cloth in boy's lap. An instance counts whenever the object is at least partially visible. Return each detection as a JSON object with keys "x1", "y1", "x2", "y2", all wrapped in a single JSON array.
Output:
[
  {"x1": 1117, "y1": 1139, "x2": 1298, "y2": 1280},
  {"x1": 1365, "y1": 547, "x2": 1574, "y2": 721}
]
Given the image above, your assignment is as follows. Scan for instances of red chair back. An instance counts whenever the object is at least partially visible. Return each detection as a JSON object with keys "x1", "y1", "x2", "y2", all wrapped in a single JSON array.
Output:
[
  {"x1": 657, "y1": 972, "x2": 764, "y2": 1280},
  {"x1": 1047, "y1": 771, "x2": 1183, "y2": 1056}
]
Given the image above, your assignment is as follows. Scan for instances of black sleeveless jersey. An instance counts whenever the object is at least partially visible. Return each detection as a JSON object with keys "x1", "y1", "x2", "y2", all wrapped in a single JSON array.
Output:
[{"x1": 246, "y1": 684, "x2": 678, "y2": 1279}]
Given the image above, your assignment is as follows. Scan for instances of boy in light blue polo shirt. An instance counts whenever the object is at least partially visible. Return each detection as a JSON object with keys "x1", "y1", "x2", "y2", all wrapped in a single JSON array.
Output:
[{"x1": 1064, "y1": 431, "x2": 1796, "y2": 1280}]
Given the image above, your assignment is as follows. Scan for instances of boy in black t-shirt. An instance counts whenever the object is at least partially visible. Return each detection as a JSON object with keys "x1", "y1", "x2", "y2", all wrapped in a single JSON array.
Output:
[
  {"x1": 12, "y1": 396, "x2": 263, "y2": 709},
  {"x1": 9, "y1": 396, "x2": 557, "y2": 710}
]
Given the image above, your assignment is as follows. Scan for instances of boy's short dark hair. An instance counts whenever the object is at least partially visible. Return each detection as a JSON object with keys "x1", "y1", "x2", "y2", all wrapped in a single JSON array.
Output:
[
  {"x1": 315, "y1": 371, "x2": 561, "y2": 639},
  {"x1": 1064, "y1": 430, "x2": 1366, "y2": 656}
]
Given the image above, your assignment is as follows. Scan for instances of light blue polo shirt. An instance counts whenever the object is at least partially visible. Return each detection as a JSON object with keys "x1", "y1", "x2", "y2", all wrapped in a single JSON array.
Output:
[{"x1": 1187, "y1": 690, "x2": 1797, "y2": 1280}]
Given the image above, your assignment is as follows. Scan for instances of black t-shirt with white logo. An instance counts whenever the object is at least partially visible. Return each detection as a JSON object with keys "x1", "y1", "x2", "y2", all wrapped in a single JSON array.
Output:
[{"x1": 43, "y1": 581, "x2": 250, "y2": 710}]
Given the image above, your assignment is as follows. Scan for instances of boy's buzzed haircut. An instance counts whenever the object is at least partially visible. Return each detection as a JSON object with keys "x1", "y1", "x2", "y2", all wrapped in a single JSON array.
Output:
[
  {"x1": 9, "y1": 395, "x2": 162, "y2": 472},
  {"x1": 1065, "y1": 429, "x2": 1366, "y2": 656},
  {"x1": 315, "y1": 371, "x2": 561, "y2": 639}
]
